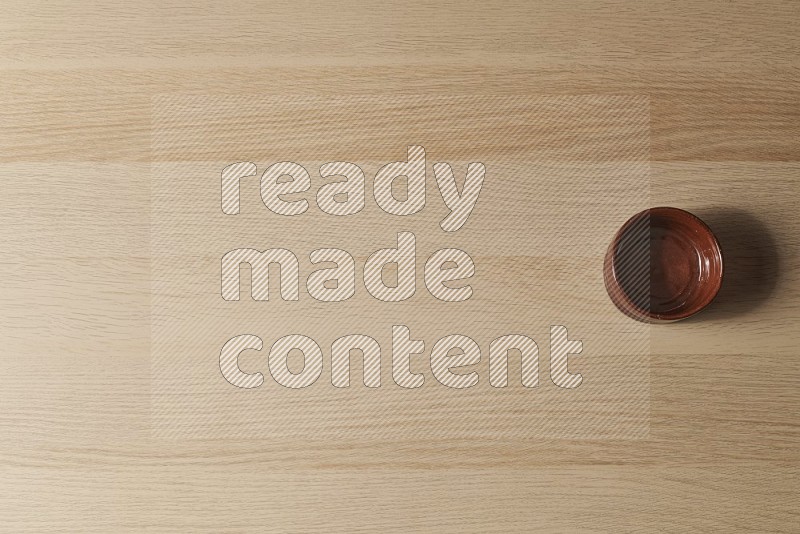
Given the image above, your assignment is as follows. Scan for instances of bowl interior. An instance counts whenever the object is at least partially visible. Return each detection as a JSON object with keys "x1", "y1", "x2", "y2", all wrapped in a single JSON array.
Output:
[{"x1": 613, "y1": 208, "x2": 723, "y2": 320}]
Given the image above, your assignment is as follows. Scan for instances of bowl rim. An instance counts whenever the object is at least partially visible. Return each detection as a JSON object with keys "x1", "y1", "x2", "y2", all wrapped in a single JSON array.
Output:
[{"x1": 604, "y1": 206, "x2": 724, "y2": 322}]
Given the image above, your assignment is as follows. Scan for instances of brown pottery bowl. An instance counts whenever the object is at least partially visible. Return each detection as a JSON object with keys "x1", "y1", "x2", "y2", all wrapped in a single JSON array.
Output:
[{"x1": 604, "y1": 207, "x2": 723, "y2": 323}]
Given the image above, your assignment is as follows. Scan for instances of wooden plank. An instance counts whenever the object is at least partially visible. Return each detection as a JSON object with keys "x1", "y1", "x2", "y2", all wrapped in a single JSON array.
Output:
[{"x1": 1, "y1": 1, "x2": 799, "y2": 531}]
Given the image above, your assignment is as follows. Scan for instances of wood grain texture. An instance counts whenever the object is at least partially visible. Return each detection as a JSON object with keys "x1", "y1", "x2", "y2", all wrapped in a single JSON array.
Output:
[{"x1": 1, "y1": 1, "x2": 799, "y2": 532}]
